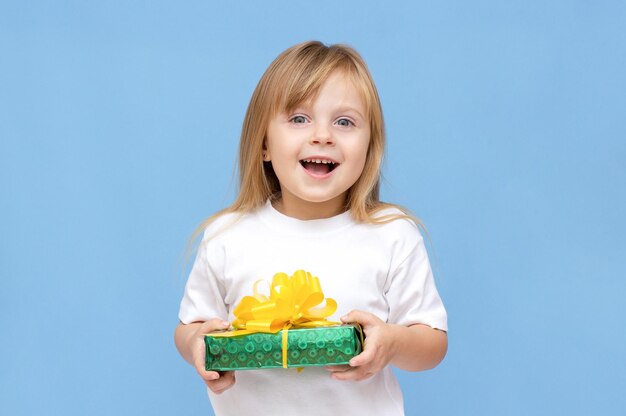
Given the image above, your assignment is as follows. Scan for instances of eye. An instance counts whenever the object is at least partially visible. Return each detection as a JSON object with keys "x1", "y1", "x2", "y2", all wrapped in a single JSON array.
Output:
[
  {"x1": 335, "y1": 118, "x2": 354, "y2": 127},
  {"x1": 290, "y1": 115, "x2": 308, "y2": 124}
]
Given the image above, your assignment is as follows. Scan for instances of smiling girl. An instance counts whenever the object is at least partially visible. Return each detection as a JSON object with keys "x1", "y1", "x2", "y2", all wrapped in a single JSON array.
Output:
[{"x1": 175, "y1": 41, "x2": 448, "y2": 416}]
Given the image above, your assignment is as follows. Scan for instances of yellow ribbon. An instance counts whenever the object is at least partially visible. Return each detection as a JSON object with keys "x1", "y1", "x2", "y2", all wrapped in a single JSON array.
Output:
[{"x1": 210, "y1": 270, "x2": 339, "y2": 368}]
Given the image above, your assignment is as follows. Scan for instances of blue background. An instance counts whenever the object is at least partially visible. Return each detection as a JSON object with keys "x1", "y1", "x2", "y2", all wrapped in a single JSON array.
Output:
[{"x1": 2, "y1": 1, "x2": 625, "y2": 415}]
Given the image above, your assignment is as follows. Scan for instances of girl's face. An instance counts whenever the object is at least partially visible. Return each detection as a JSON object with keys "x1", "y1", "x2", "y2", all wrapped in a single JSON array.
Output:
[{"x1": 265, "y1": 71, "x2": 370, "y2": 220}]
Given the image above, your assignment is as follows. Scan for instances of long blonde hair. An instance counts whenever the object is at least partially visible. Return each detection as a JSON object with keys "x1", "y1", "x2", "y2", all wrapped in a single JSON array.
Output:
[{"x1": 192, "y1": 40, "x2": 421, "y2": 245}]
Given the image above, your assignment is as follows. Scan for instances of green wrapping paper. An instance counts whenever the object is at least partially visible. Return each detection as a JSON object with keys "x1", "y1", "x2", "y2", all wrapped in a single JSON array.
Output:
[{"x1": 205, "y1": 324, "x2": 363, "y2": 371}]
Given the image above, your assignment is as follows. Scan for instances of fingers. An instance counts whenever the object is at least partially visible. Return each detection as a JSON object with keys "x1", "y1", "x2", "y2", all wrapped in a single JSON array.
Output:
[
  {"x1": 330, "y1": 366, "x2": 375, "y2": 381},
  {"x1": 340, "y1": 310, "x2": 381, "y2": 327},
  {"x1": 326, "y1": 346, "x2": 376, "y2": 372},
  {"x1": 199, "y1": 319, "x2": 231, "y2": 334},
  {"x1": 325, "y1": 346, "x2": 378, "y2": 382},
  {"x1": 324, "y1": 364, "x2": 350, "y2": 373},
  {"x1": 348, "y1": 346, "x2": 376, "y2": 368},
  {"x1": 194, "y1": 354, "x2": 213, "y2": 376},
  {"x1": 203, "y1": 371, "x2": 236, "y2": 394},
  {"x1": 332, "y1": 346, "x2": 377, "y2": 381},
  {"x1": 328, "y1": 316, "x2": 383, "y2": 382},
  {"x1": 193, "y1": 319, "x2": 231, "y2": 379},
  {"x1": 193, "y1": 321, "x2": 229, "y2": 374}
]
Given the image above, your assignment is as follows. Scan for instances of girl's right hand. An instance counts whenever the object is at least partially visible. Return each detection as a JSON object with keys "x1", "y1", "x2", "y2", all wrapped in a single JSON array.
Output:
[{"x1": 184, "y1": 319, "x2": 236, "y2": 394}]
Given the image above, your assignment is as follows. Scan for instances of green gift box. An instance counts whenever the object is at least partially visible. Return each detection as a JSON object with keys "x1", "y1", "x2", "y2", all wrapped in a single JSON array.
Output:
[{"x1": 205, "y1": 324, "x2": 364, "y2": 371}]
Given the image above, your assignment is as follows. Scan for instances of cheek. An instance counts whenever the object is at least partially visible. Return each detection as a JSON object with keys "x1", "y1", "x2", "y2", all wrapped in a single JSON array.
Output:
[
  {"x1": 268, "y1": 143, "x2": 297, "y2": 163},
  {"x1": 355, "y1": 137, "x2": 371, "y2": 166},
  {"x1": 265, "y1": 123, "x2": 286, "y2": 158},
  {"x1": 354, "y1": 138, "x2": 373, "y2": 178},
  {"x1": 346, "y1": 143, "x2": 370, "y2": 181}
]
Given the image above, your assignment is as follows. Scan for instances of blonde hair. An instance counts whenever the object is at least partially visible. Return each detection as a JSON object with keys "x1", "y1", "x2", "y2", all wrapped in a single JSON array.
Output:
[{"x1": 191, "y1": 40, "x2": 421, "y2": 246}]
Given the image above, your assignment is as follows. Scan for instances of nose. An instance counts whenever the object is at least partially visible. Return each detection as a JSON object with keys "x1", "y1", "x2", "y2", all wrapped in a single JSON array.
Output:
[{"x1": 310, "y1": 124, "x2": 334, "y2": 146}]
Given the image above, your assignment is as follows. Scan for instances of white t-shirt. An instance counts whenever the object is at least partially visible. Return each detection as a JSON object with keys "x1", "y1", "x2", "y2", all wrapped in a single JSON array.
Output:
[{"x1": 179, "y1": 201, "x2": 447, "y2": 416}]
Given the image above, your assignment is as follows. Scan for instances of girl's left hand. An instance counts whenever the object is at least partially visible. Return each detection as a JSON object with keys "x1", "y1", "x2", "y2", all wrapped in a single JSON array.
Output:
[{"x1": 325, "y1": 310, "x2": 396, "y2": 381}]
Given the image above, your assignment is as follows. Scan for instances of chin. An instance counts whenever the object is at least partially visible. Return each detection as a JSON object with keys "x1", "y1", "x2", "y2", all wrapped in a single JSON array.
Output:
[{"x1": 298, "y1": 193, "x2": 343, "y2": 204}]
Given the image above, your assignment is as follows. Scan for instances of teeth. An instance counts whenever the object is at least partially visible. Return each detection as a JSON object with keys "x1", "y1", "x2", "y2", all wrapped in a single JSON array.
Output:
[{"x1": 302, "y1": 159, "x2": 335, "y2": 164}]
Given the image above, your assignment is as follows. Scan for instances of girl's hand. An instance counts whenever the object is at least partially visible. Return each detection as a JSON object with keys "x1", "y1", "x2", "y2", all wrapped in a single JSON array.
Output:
[
  {"x1": 175, "y1": 319, "x2": 236, "y2": 394},
  {"x1": 325, "y1": 310, "x2": 396, "y2": 381},
  {"x1": 194, "y1": 320, "x2": 236, "y2": 394}
]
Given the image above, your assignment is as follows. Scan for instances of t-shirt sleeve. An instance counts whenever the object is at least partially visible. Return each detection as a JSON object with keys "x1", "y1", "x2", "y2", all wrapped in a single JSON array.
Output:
[
  {"x1": 385, "y1": 223, "x2": 448, "y2": 331},
  {"x1": 178, "y1": 230, "x2": 229, "y2": 324}
]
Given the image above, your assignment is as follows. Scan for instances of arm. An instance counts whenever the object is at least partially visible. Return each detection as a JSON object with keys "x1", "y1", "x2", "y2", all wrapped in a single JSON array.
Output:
[
  {"x1": 327, "y1": 310, "x2": 447, "y2": 381},
  {"x1": 174, "y1": 319, "x2": 236, "y2": 394},
  {"x1": 387, "y1": 322, "x2": 447, "y2": 371}
]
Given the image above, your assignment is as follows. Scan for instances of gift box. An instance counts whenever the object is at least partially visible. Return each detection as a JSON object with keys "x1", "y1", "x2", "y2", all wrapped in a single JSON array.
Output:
[{"x1": 205, "y1": 324, "x2": 363, "y2": 371}]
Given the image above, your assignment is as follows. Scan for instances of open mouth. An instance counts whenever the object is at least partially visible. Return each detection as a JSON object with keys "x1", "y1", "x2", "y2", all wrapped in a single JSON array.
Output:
[{"x1": 299, "y1": 158, "x2": 339, "y2": 175}]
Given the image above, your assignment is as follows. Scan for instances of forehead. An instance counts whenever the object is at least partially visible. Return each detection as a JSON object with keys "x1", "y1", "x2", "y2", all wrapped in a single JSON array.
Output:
[
  {"x1": 277, "y1": 69, "x2": 371, "y2": 116},
  {"x1": 304, "y1": 72, "x2": 366, "y2": 109}
]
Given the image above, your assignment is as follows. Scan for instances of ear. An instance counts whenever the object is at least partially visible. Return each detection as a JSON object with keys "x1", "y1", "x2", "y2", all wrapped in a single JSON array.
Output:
[{"x1": 262, "y1": 142, "x2": 271, "y2": 162}]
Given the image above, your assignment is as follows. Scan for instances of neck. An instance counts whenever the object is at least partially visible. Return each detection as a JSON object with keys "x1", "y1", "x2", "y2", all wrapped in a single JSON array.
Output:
[{"x1": 273, "y1": 195, "x2": 347, "y2": 220}]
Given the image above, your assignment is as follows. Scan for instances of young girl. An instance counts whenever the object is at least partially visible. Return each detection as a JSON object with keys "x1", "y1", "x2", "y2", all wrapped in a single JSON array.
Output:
[{"x1": 175, "y1": 40, "x2": 448, "y2": 416}]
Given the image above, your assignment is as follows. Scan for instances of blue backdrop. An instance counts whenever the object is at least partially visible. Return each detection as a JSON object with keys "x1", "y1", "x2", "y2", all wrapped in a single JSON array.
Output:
[{"x1": 2, "y1": 1, "x2": 625, "y2": 415}]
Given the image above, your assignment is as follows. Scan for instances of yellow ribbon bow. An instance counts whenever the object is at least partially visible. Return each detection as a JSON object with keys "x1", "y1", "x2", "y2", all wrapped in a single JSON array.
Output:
[{"x1": 211, "y1": 270, "x2": 339, "y2": 368}]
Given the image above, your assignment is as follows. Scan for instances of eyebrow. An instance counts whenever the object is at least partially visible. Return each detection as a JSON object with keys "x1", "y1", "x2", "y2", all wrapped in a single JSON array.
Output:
[
  {"x1": 336, "y1": 106, "x2": 366, "y2": 120},
  {"x1": 288, "y1": 105, "x2": 366, "y2": 120}
]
